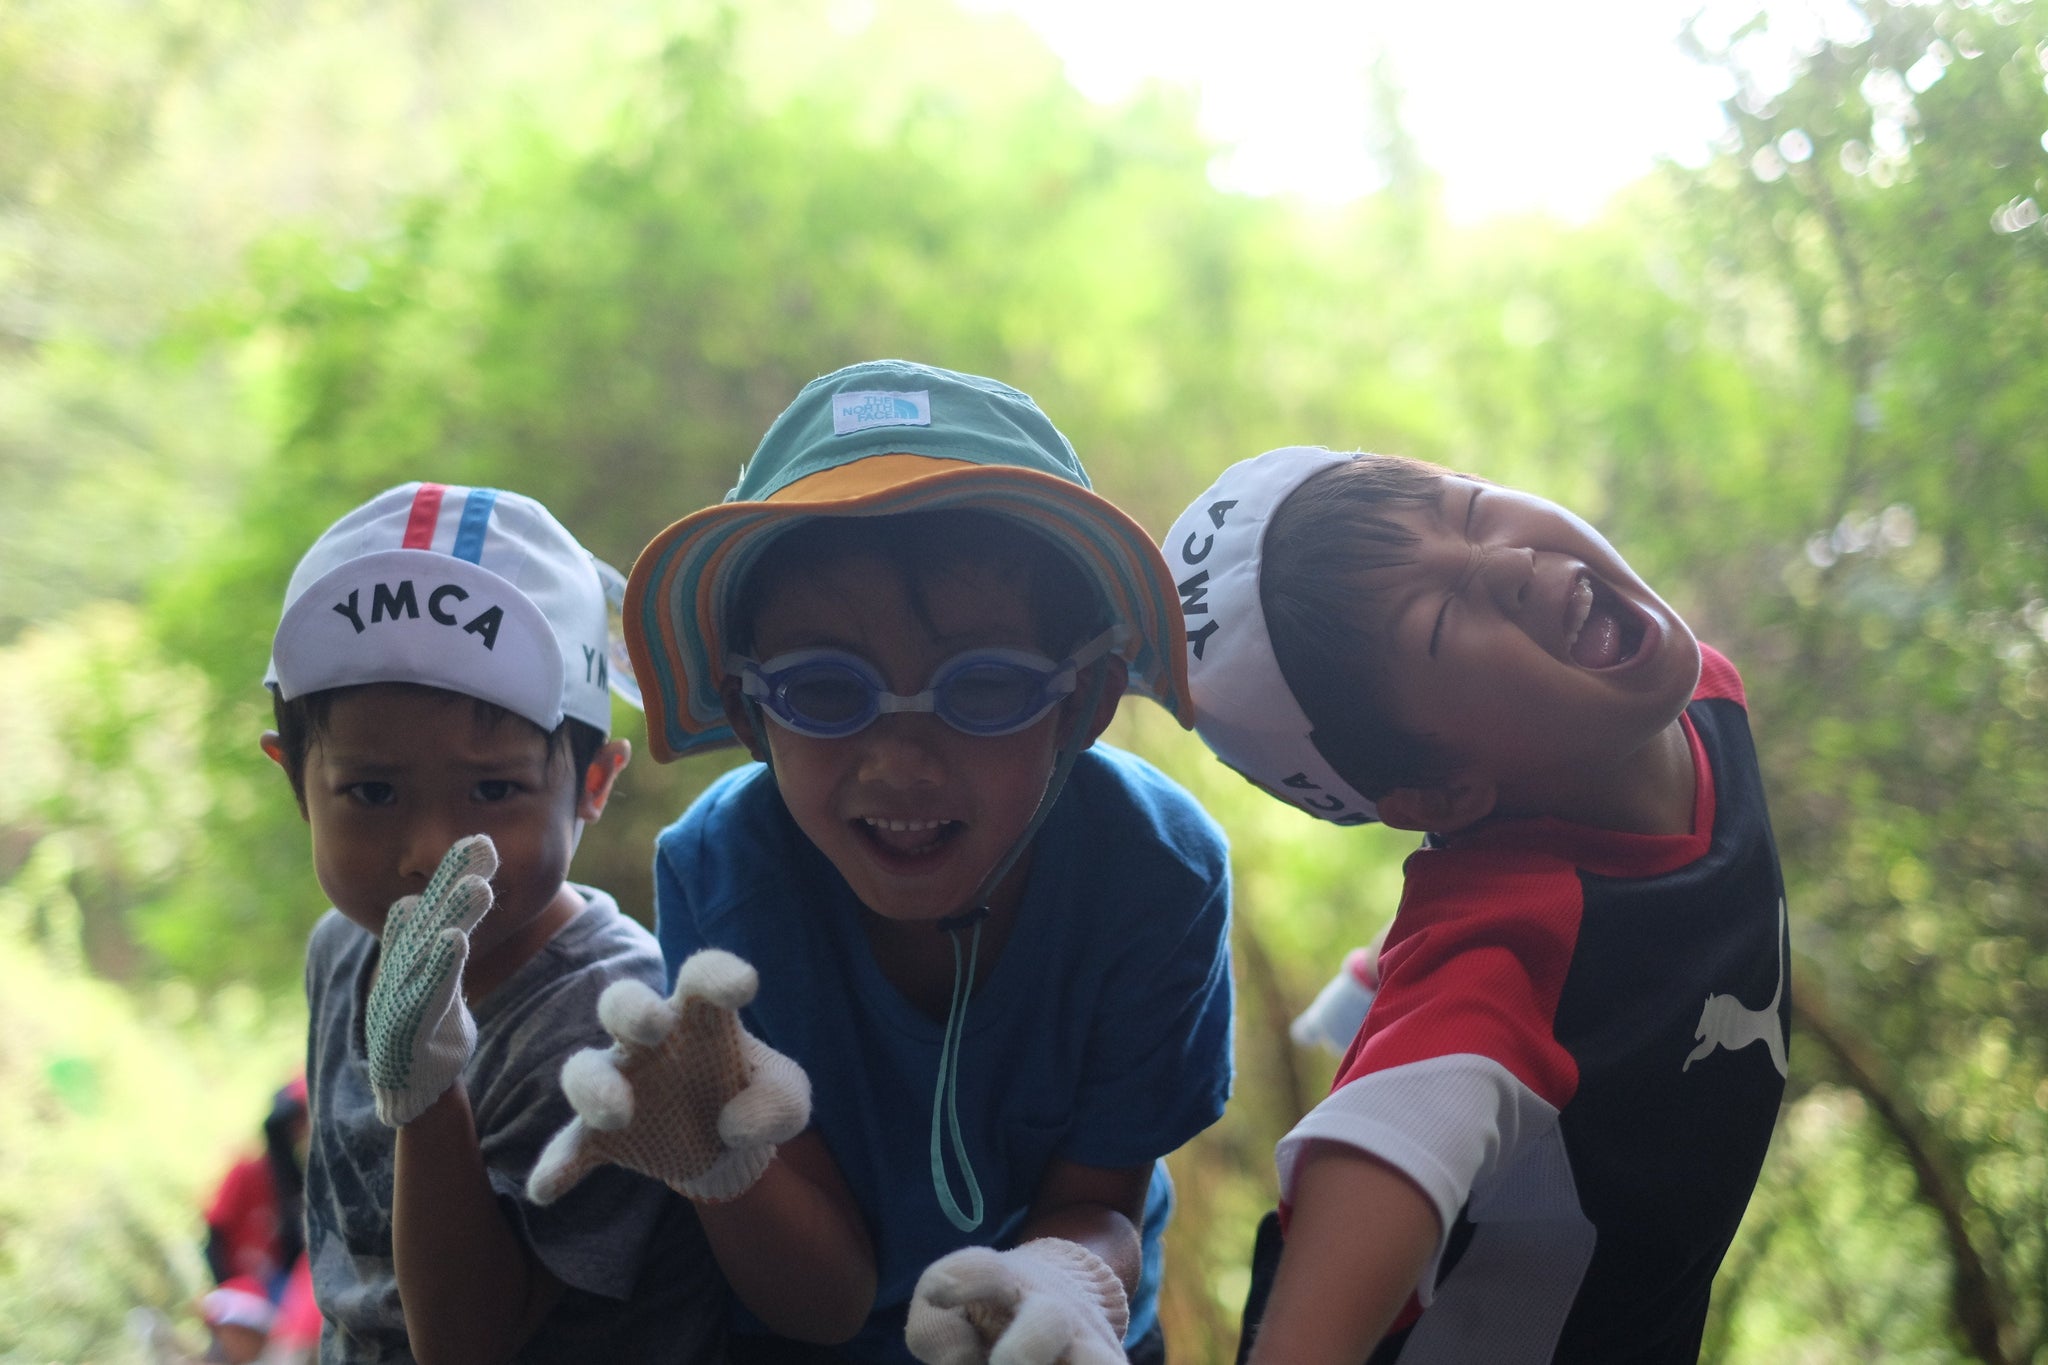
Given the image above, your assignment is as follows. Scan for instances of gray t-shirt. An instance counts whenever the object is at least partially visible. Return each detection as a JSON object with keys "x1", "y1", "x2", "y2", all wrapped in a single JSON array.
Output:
[{"x1": 303, "y1": 887, "x2": 726, "y2": 1363}]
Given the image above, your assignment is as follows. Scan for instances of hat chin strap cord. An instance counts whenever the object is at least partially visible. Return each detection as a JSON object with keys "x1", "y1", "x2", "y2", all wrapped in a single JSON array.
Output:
[{"x1": 927, "y1": 661, "x2": 1108, "y2": 1233}]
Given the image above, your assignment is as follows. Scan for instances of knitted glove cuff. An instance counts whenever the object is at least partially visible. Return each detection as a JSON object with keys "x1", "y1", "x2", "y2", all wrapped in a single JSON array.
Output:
[
  {"x1": 1015, "y1": 1238, "x2": 1132, "y2": 1342},
  {"x1": 374, "y1": 1079, "x2": 445, "y2": 1128},
  {"x1": 369, "y1": 983, "x2": 478, "y2": 1127},
  {"x1": 677, "y1": 1141, "x2": 777, "y2": 1203}
]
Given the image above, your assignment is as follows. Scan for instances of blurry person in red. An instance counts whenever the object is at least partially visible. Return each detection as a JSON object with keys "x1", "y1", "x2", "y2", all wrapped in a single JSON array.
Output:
[{"x1": 203, "y1": 1077, "x2": 309, "y2": 1300}]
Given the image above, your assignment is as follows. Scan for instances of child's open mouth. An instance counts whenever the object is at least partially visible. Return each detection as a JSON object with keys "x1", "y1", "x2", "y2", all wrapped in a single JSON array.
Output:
[
  {"x1": 858, "y1": 816, "x2": 961, "y2": 858},
  {"x1": 1564, "y1": 573, "x2": 1648, "y2": 669}
]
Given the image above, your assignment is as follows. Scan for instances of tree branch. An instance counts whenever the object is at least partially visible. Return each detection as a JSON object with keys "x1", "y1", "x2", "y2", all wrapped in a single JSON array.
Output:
[{"x1": 1791, "y1": 968, "x2": 2015, "y2": 1365}]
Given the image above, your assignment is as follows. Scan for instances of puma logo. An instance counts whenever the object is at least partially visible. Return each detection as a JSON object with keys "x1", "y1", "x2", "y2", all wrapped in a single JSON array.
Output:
[{"x1": 1683, "y1": 897, "x2": 1788, "y2": 1077}]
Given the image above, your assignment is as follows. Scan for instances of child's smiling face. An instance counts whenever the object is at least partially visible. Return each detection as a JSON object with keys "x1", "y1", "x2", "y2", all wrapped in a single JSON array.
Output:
[
  {"x1": 731, "y1": 551, "x2": 1105, "y2": 925},
  {"x1": 1360, "y1": 475, "x2": 1701, "y2": 819}
]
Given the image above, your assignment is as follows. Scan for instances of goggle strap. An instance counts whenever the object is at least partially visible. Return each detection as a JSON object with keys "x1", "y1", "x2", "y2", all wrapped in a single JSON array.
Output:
[
  {"x1": 1067, "y1": 625, "x2": 1124, "y2": 671},
  {"x1": 740, "y1": 694, "x2": 777, "y2": 780}
]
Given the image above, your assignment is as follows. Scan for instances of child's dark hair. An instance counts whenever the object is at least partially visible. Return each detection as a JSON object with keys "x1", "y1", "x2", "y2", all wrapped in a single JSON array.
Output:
[
  {"x1": 1261, "y1": 455, "x2": 1457, "y2": 799},
  {"x1": 269, "y1": 683, "x2": 608, "y2": 808},
  {"x1": 726, "y1": 508, "x2": 1110, "y2": 660}
]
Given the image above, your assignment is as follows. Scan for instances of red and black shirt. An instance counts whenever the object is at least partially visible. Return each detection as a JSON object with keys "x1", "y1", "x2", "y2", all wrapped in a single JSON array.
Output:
[{"x1": 1277, "y1": 646, "x2": 1789, "y2": 1363}]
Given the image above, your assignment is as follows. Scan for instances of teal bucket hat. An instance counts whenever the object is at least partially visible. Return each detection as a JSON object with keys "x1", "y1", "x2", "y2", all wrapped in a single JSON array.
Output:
[{"x1": 625, "y1": 359, "x2": 1195, "y2": 760}]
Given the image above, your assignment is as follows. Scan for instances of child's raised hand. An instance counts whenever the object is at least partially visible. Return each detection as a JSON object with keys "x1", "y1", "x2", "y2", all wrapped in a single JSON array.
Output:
[
  {"x1": 527, "y1": 948, "x2": 811, "y2": 1205},
  {"x1": 906, "y1": 1239, "x2": 1130, "y2": 1365},
  {"x1": 365, "y1": 834, "x2": 498, "y2": 1126}
]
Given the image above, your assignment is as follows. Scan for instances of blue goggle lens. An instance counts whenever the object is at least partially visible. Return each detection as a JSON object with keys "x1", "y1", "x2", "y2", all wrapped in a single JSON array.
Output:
[
  {"x1": 776, "y1": 657, "x2": 878, "y2": 731},
  {"x1": 737, "y1": 647, "x2": 1078, "y2": 739},
  {"x1": 934, "y1": 657, "x2": 1053, "y2": 729}
]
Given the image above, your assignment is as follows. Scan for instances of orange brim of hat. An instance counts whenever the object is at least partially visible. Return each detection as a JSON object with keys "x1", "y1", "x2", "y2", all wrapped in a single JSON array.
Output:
[{"x1": 625, "y1": 455, "x2": 1194, "y2": 761}]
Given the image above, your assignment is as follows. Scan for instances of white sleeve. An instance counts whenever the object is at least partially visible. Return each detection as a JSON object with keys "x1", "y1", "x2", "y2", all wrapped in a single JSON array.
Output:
[{"x1": 1274, "y1": 1053, "x2": 1568, "y2": 1306}]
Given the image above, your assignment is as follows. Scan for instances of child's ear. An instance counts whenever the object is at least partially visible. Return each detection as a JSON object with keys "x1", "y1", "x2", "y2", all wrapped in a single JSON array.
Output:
[
  {"x1": 1374, "y1": 776, "x2": 1497, "y2": 834},
  {"x1": 719, "y1": 678, "x2": 771, "y2": 763},
  {"x1": 1071, "y1": 656, "x2": 1129, "y2": 748},
  {"x1": 576, "y1": 738, "x2": 632, "y2": 822},
  {"x1": 260, "y1": 731, "x2": 310, "y2": 820}
]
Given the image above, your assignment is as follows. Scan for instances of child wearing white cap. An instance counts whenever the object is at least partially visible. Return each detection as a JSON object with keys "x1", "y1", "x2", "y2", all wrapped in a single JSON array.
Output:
[
  {"x1": 260, "y1": 482, "x2": 726, "y2": 1362},
  {"x1": 524, "y1": 361, "x2": 1236, "y2": 1364},
  {"x1": 1164, "y1": 448, "x2": 1789, "y2": 1364}
]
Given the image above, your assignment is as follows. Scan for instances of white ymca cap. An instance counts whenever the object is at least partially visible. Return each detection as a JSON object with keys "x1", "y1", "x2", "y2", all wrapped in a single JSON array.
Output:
[
  {"x1": 1163, "y1": 446, "x2": 1379, "y2": 825},
  {"x1": 200, "y1": 1278, "x2": 276, "y2": 1332},
  {"x1": 265, "y1": 482, "x2": 639, "y2": 732}
]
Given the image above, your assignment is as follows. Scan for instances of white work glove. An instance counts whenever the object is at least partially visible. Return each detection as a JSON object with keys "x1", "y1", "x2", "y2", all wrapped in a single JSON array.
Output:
[
  {"x1": 906, "y1": 1238, "x2": 1131, "y2": 1365},
  {"x1": 1289, "y1": 943, "x2": 1382, "y2": 1056},
  {"x1": 527, "y1": 948, "x2": 811, "y2": 1205},
  {"x1": 364, "y1": 835, "x2": 497, "y2": 1126}
]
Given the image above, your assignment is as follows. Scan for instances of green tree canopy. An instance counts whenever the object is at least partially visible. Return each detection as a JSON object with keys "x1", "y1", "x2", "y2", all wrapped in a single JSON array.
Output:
[{"x1": 3, "y1": 0, "x2": 2045, "y2": 1359}]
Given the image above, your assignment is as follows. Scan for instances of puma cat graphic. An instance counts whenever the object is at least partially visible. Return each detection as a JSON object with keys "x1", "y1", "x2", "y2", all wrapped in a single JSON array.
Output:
[{"x1": 1683, "y1": 897, "x2": 1788, "y2": 1077}]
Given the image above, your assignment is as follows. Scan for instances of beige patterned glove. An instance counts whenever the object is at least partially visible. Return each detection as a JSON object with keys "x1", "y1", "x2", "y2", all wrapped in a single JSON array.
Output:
[{"x1": 527, "y1": 948, "x2": 811, "y2": 1204}]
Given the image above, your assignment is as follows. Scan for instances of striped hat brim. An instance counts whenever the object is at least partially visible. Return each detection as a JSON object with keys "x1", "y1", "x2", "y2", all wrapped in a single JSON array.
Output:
[{"x1": 625, "y1": 455, "x2": 1194, "y2": 761}]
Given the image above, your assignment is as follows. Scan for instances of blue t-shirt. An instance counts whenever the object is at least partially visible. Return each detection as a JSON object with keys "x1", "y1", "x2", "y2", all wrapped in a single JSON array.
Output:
[{"x1": 655, "y1": 744, "x2": 1234, "y2": 1360}]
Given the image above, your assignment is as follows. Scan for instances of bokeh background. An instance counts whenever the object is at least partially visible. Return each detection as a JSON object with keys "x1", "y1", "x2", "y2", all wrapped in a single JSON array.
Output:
[{"x1": 4, "y1": 0, "x2": 2046, "y2": 1359}]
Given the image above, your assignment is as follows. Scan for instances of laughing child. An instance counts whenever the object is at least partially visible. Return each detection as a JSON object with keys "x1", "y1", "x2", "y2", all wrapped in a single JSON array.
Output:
[{"x1": 1166, "y1": 448, "x2": 1789, "y2": 1364}]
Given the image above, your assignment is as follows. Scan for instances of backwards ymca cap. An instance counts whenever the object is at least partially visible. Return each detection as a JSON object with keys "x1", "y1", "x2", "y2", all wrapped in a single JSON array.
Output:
[
  {"x1": 1164, "y1": 446, "x2": 1379, "y2": 825},
  {"x1": 200, "y1": 1276, "x2": 276, "y2": 1333},
  {"x1": 266, "y1": 482, "x2": 640, "y2": 733},
  {"x1": 626, "y1": 359, "x2": 1195, "y2": 761}
]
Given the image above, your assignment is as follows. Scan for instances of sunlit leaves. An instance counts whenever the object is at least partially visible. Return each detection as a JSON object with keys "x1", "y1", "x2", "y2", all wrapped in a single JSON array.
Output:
[{"x1": 5, "y1": 0, "x2": 2048, "y2": 1358}]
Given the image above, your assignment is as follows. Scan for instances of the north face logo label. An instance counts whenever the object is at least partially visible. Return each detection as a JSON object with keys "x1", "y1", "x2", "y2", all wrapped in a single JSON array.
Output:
[
  {"x1": 847, "y1": 396, "x2": 920, "y2": 421},
  {"x1": 832, "y1": 389, "x2": 933, "y2": 434},
  {"x1": 331, "y1": 580, "x2": 505, "y2": 650}
]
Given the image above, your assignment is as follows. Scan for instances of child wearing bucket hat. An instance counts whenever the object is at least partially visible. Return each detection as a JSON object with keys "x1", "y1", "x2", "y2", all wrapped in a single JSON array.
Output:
[
  {"x1": 526, "y1": 360, "x2": 1235, "y2": 1364},
  {"x1": 259, "y1": 482, "x2": 728, "y2": 1362},
  {"x1": 1164, "y1": 448, "x2": 1789, "y2": 1364}
]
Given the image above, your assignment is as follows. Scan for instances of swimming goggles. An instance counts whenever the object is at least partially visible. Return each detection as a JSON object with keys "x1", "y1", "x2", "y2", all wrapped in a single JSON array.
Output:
[{"x1": 733, "y1": 628, "x2": 1120, "y2": 740}]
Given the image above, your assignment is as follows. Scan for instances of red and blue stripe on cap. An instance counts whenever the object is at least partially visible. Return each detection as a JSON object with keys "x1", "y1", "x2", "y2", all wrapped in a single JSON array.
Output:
[{"x1": 403, "y1": 483, "x2": 500, "y2": 562}]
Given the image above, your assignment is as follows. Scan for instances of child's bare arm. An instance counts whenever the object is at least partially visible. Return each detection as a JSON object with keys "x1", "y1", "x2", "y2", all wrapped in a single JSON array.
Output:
[
  {"x1": 695, "y1": 1128, "x2": 876, "y2": 1342},
  {"x1": 364, "y1": 836, "x2": 559, "y2": 1362},
  {"x1": 1020, "y1": 1159, "x2": 1146, "y2": 1294},
  {"x1": 394, "y1": 1084, "x2": 564, "y2": 1365},
  {"x1": 1246, "y1": 1141, "x2": 1441, "y2": 1365}
]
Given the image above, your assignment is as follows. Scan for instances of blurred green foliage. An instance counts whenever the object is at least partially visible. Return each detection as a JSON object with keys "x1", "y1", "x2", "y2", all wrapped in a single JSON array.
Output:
[
  {"x1": 2, "y1": 0, "x2": 2045, "y2": 1359},
  {"x1": 0, "y1": 850, "x2": 303, "y2": 1363}
]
